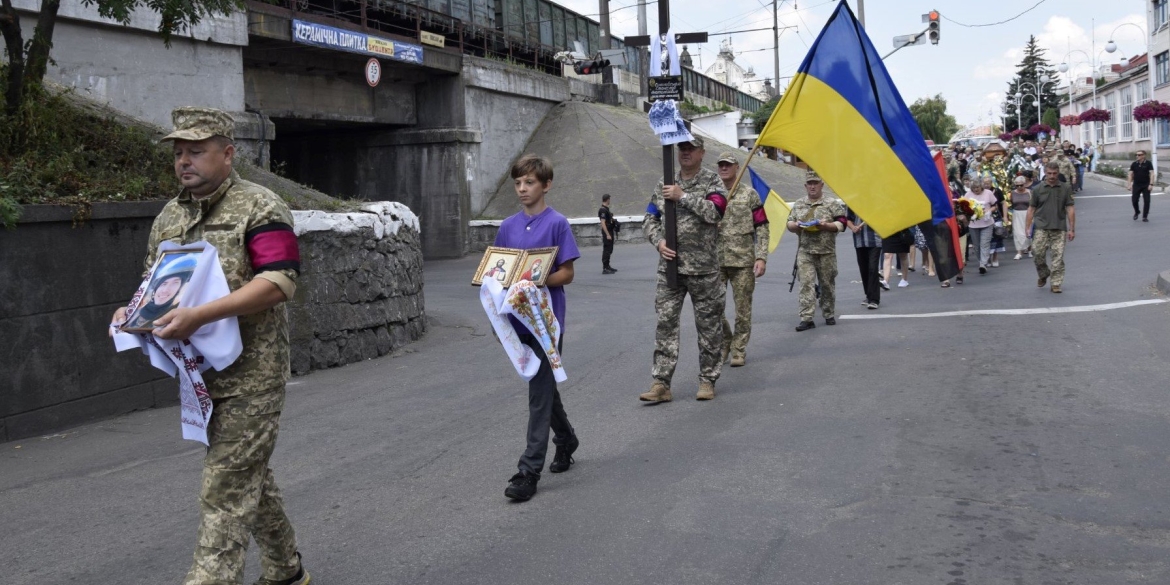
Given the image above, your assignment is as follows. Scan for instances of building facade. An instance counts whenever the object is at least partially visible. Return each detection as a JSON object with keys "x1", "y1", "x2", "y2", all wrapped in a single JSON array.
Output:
[
  {"x1": 1061, "y1": 56, "x2": 1152, "y2": 158},
  {"x1": 702, "y1": 39, "x2": 773, "y2": 103}
]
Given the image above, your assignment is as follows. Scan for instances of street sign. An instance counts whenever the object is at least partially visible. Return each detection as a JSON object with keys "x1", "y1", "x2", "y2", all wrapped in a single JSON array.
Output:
[
  {"x1": 648, "y1": 76, "x2": 684, "y2": 102},
  {"x1": 420, "y1": 31, "x2": 445, "y2": 48},
  {"x1": 598, "y1": 49, "x2": 628, "y2": 67},
  {"x1": 365, "y1": 58, "x2": 381, "y2": 87},
  {"x1": 892, "y1": 33, "x2": 925, "y2": 49}
]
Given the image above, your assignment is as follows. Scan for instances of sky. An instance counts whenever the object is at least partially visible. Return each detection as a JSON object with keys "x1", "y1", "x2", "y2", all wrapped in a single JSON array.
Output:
[{"x1": 556, "y1": 0, "x2": 1148, "y2": 128}]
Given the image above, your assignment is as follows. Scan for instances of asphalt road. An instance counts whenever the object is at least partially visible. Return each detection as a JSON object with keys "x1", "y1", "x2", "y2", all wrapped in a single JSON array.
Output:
[{"x1": 3, "y1": 176, "x2": 1169, "y2": 585}]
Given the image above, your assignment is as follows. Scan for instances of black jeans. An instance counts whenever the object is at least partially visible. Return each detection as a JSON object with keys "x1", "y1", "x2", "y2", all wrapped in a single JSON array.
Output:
[
  {"x1": 1132, "y1": 183, "x2": 1151, "y2": 218},
  {"x1": 855, "y1": 246, "x2": 881, "y2": 304},
  {"x1": 602, "y1": 234, "x2": 614, "y2": 269},
  {"x1": 518, "y1": 334, "x2": 574, "y2": 476}
]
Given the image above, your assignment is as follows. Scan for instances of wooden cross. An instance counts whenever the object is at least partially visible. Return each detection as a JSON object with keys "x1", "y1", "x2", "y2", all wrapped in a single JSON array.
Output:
[{"x1": 625, "y1": 10, "x2": 707, "y2": 287}]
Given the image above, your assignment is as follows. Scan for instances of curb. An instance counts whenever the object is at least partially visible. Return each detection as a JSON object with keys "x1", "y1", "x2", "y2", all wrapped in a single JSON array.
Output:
[
  {"x1": 1158, "y1": 270, "x2": 1170, "y2": 295},
  {"x1": 1088, "y1": 172, "x2": 1166, "y2": 191}
]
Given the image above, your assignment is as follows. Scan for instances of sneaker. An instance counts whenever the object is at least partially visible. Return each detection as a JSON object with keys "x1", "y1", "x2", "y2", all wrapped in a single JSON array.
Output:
[
  {"x1": 979, "y1": 266, "x2": 987, "y2": 274},
  {"x1": 991, "y1": 260, "x2": 1000, "y2": 267},
  {"x1": 1144, "y1": 218, "x2": 1149, "y2": 222},
  {"x1": 696, "y1": 380, "x2": 715, "y2": 401},
  {"x1": 824, "y1": 317, "x2": 836, "y2": 326},
  {"x1": 879, "y1": 278, "x2": 890, "y2": 291},
  {"x1": 609, "y1": 267, "x2": 619, "y2": 272},
  {"x1": 1135, "y1": 213, "x2": 1141, "y2": 221},
  {"x1": 1028, "y1": 251, "x2": 1034, "y2": 258},
  {"x1": 730, "y1": 354, "x2": 745, "y2": 367},
  {"x1": 1051, "y1": 284, "x2": 1062, "y2": 293},
  {"x1": 549, "y1": 435, "x2": 579, "y2": 473},
  {"x1": 795, "y1": 321, "x2": 816, "y2": 332},
  {"x1": 602, "y1": 268, "x2": 616, "y2": 274},
  {"x1": 897, "y1": 279, "x2": 909, "y2": 288},
  {"x1": 252, "y1": 553, "x2": 310, "y2": 585},
  {"x1": 861, "y1": 300, "x2": 870, "y2": 307},
  {"x1": 867, "y1": 302, "x2": 879, "y2": 310},
  {"x1": 639, "y1": 380, "x2": 672, "y2": 403},
  {"x1": 505, "y1": 472, "x2": 539, "y2": 501},
  {"x1": 1013, "y1": 253, "x2": 1022, "y2": 260}
]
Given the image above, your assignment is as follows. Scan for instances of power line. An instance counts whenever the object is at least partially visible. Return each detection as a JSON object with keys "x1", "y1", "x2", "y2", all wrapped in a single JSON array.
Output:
[
  {"x1": 709, "y1": 26, "x2": 774, "y2": 37},
  {"x1": 941, "y1": 0, "x2": 1048, "y2": 28}
]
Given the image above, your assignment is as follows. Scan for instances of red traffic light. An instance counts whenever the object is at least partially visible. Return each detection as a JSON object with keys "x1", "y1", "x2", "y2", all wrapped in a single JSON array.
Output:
[{"x1": 928, "y1": 10, "x2": 939, "y2": 22}]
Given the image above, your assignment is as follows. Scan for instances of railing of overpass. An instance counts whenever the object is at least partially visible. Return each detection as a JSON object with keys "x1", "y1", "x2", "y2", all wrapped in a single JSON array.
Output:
[{"x1": 266, "y1": 0, "x2": 763, "y2": 112}]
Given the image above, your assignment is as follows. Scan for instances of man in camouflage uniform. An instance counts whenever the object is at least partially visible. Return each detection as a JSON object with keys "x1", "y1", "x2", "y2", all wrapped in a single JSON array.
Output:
[
  {"x1": 785, "y1": 170, "x2": 846, "y2": 331},
  {"x1": 714, "y1": 151, "x2": 768, "y2": 367},
  {"x1": 110, "y1": 108, "x2": 309, "y2": 585},
  {"x1": 945, "y1": 151, "x2": 960, "y2": 185},
  {"x1": 1056, "y1": 151, "x2": 1076, "y2": 186},
  {"x1": 638, "y1": 136, "x2": 728, "y2": 402},
  {"x1": 1026, "y1": 161, "x2": 1076, "y2": 293}
]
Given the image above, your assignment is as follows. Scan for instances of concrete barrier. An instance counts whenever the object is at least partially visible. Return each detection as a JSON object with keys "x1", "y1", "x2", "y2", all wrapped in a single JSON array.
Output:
[{"x1": 1157, "y1": 270, "x2": 1170, "y2": 295}]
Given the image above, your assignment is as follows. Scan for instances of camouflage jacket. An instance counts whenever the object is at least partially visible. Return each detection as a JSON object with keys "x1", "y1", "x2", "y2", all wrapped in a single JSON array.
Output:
[
  {"x1": 717, "y1": 183, "x2": 769, "y2": 267},
  {"x1": 145, "y1": 170, "x2": 300, "y2": 399},
  {"x1": 643, "y1": 167, "x2": 727, "y2": 275},
  {"x1": 786, "y1": 195, "x2": 846, "y2": 255},
  {"x1": 1058, "y1": 158, "x2": 1076, "y2": 182}
]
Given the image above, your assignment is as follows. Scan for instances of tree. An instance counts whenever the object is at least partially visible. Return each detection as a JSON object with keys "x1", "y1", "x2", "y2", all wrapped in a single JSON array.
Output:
[
  {"x1": 753, "y1": 95, "x2": 781, "y2": 133},
  {"x1": 1003, "y1": 36, "x2": 1062, "y2": 133},
  {"x1": 0, "y1": 0, "x2": 241, "y2": 118},
  {"x1": 1042, "y1": 107, "x2": 1060, "y2": 134},
  {"x1": 909, "y1": 94, "x2": 960, "y2": 143}
]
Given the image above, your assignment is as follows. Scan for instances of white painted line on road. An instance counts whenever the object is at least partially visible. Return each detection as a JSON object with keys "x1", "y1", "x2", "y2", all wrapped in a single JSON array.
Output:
[
  {"x1": 840, "y1": 299, "x2": 1168, "y2": 320},
  {"x1": 1076, "y1": 192, "x2": 1165, "y2": 199}
]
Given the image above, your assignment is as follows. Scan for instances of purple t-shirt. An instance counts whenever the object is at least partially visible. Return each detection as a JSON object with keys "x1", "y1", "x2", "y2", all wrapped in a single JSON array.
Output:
[{"x1": 494, "y1": 206, "x2": 581, "y2": 335}]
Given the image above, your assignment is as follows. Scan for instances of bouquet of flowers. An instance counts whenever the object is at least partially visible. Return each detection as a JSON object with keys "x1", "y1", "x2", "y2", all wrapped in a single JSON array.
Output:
[
  {"x1": 1133, "y1": 100, "x2": 1170, "y2": 122},
  {"x1": 955, "y1": 196, "x2": 985, "y2": 220},
  {"x1": 1078, "y1": 108, "x2": 1111, "y2": 123},
  {"x1": 1028, "y1": 123, "x2": 1055, "y2": 136}
]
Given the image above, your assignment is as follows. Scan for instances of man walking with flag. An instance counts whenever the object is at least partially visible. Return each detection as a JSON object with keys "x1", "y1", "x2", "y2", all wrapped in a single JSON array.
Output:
[
  {"x1": 714, "y1": 152, "x2": 768, "y2": 367},
  {"x1": 786, "y1": 170, "x2": 846, "y2": 331}
]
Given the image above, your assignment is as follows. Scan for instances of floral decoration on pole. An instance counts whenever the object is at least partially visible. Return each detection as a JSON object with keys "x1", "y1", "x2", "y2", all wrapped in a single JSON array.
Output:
[
  {"x1": 1059, "y1": 115, "x2": 1083, "y2": 126},
  {"x1": 1133, "y1": 100, "x2": 1170, "y2": 122},
  {"x1": 1078, "y1": 108, "x2": 1111, "y2": 123}
]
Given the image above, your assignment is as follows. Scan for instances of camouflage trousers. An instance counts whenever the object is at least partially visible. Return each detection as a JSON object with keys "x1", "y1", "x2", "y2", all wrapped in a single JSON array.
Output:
[
  {"x1": 1032, "y1": 229, "x2": 1067, "y2": 287},
  {"x1": 719, "y1": 266, "x2": 756, "y2": 358},
  {"x1": 653, "y1": 270, "x2": 725, "y2": 384},
  {"x1": 797, "y1": 250, "x2": 837, "y2": 322},
  {"x1": 184, "y1": 388, "x2": 299, "y2": 585}
]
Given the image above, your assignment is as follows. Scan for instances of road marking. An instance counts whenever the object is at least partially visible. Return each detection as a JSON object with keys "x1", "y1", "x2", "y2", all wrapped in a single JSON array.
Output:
[
  {"x1": 840, "y1": 299, "x2": 1168, "y2": 320},
  {"x1": 1076, "y1": 192, "x2": 1165, "y2": 199}
]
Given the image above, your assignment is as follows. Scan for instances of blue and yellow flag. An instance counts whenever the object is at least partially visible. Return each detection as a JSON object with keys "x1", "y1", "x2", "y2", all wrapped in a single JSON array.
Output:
[
  {"x1": 747, "y1": 167, "x2": 790, "y2": 254},
  {"x1": 756, "y1": 0, "x2": 954, "y2": 245}
]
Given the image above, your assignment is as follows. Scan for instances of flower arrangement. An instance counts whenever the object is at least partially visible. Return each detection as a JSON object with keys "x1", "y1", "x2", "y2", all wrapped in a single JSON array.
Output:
[
  {"x1": 1078, "y1": 107, "x2": 1111, "y2": 123},
  {"x1": 1028, "y1": 123, "x2": 1055, "y2": 136},
  {"x1": 1059, "y1": 115, "x2": 1082, "y2": 126},
  {"x1": 955, "y1": 196, "x2": 985, "y2": 220},
  {"x1": 1133, "y1": 100, "x2": 1170, "y2": 122},
  {"x1": 998, "y1": 132, "x2": 1014, "y2": 141}
]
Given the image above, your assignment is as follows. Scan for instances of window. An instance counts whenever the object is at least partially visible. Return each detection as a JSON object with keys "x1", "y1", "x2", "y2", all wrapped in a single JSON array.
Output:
[
  {"x1": 1137, "y1": 80, "x2": 1152, "y2": 139},
  {"x1": 1158, "y1": 52, "x2": 1170, "y2": 86},
  {"x1": 1121, "y1": 86, "x2": 1134, "y2": 140},
  {"x1": 1159, "y1": 118, "x2": 1170, "y2": 146},
  {"x1": 1157, "y1": 0, "x2": 1169, "y2": 29},
  {"x1": 1106, "y1": 92, "x2": 1118, "y2": 141}
]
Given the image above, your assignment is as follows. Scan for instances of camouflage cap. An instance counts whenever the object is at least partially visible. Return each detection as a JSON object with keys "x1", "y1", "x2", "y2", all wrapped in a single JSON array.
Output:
[
  {"x1": 160, "y1": 107, "x2": 234, "y2": 142},
  {"x1": 684, "y1": 135, "x2": 705, "y2": 149},
  {"x1": 717, "y1": 151, "x2": 739, "y2": 164},
  {"x1": 804, "y1": 169, "x2": 823, "y2": 183}
]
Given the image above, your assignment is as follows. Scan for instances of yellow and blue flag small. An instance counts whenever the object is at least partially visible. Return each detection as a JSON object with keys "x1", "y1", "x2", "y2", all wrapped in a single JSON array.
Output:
[{"x1": 747, "y1": 167, "x2": 790, "y2": 254}]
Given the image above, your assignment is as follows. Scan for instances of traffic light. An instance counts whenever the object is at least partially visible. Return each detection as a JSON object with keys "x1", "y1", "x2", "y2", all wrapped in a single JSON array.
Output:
[
  {"x1": 927, "y1": 10, "x2": 940, "y2": 45},
  {"x1": 573, "y1": 58, "x2": 610, "y2": 75}
]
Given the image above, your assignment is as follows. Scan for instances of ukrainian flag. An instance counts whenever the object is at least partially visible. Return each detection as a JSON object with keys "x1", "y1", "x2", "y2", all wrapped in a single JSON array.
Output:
[
  {"x1": 755, "y1": 0, "x2": 954, "y2": 248},
  {"x1": 747, "y1": 167, "x2": 790, "y2": 254}
]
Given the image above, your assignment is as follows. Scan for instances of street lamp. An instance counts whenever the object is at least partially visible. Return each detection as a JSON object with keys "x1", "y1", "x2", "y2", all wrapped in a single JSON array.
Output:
[
  {"x1": 1105, "y1": 22, "x2": 1148, "y2": 57},
  {"x1": 1014, "y1": 91, "x2": 1040, "y2": 131}
]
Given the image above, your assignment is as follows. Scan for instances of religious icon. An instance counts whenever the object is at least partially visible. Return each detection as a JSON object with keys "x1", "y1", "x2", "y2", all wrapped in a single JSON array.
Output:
[
  {"x1": 121, "y1": 249, "x2": 201, "y2": 332},
  {"x1": 515, "y1": 247, "x2": 558, "y2": 287},
  {"x1": 472, "y1": 247, "x2": 524, "y2": 286}
]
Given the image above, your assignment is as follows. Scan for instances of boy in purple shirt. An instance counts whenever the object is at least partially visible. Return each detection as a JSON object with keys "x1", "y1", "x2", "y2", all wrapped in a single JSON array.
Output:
[{"x1": 493, "y1": 154, "x2": 582, "y2": 502}]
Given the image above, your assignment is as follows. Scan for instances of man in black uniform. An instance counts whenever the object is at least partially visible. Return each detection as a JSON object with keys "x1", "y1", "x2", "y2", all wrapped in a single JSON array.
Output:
[
  {"x1": 1127, "y1": 150, "x2": 1156, "y2": 222},
  {"x1": 599, "y1": 194, "x2": 619, "y2": 274}
]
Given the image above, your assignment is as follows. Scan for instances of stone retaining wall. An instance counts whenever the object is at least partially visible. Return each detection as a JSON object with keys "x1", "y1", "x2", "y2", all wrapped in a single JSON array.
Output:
[
  {"x1": 0, "y1": 201, "x2": 425, "y2": 442},
  {"x1": 289, "y1": 203, "x2": 426, "y2": 373},
  {"x1": 468, "y1": 216, "x2": 646, "y2": 252}
]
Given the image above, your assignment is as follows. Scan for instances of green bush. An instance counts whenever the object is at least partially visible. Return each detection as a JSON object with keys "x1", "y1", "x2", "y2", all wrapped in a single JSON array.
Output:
[
  {"x1": 0, "y1": 75, "x2": 177, "y2": 228},
  {"x1": 1094, "y1": 162, "x2": 1128, "y2": 179}
]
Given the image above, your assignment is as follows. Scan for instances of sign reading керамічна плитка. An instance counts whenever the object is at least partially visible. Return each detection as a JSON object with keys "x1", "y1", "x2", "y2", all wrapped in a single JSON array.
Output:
[{"x1": 292, "y1": 20, "x2": 424, "y2": 64}]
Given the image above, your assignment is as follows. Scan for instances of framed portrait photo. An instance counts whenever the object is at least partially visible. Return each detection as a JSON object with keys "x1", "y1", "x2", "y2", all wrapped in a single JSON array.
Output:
[
  {"x1": 514, "y1": 246, "x2": 558, "y2": 287},
  {"x1": 121, "y1": 248, "x2": 202, "y2": 332},
  {"x1": 472, "y1": 246, "x2": 525, "y2": 286}
]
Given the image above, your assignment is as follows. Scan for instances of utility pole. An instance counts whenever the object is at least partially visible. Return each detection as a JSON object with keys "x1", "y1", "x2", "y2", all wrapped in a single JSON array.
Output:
[
  {"x1": 638, "y1": 0, "x2": 648, "y2": 95},
  {"x1": 857, "y1": 0, "x2": 865, "y2": 26},
  {"x1": 773, "y1": 0, "x2": 779, "y2": 95}
]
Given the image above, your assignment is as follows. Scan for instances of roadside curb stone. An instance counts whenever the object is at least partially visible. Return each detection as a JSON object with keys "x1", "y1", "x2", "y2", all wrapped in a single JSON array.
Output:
[{"x1": 1157, "y1": 270, "x2": 1170, "y2": 295}]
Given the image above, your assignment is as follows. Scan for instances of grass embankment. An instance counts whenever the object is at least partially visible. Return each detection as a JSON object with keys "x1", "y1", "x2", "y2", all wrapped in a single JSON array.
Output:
[{"x1": 0, "y1": 80, "x2": 356, "y2": 227}]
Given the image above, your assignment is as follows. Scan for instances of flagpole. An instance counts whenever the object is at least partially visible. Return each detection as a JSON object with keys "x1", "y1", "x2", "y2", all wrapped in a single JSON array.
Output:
[{"x1": 728, "y1": 144, "x2": 762, "y2": 197}]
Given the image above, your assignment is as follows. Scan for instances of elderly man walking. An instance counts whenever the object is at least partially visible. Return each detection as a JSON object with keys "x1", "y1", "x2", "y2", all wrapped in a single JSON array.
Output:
[{"x1": 714, "y1": 151, "x2": 768, "y2": 367}]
